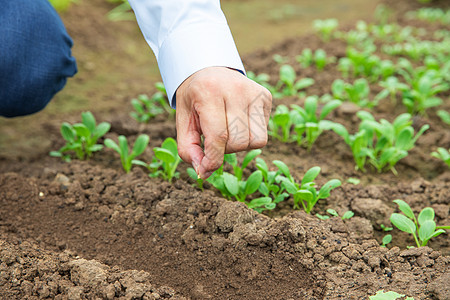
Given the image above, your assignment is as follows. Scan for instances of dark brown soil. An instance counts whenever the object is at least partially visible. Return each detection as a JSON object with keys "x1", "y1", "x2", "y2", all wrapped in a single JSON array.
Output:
[{"x1": 1, "y1": 0, "x2": 449, "y2": 299}]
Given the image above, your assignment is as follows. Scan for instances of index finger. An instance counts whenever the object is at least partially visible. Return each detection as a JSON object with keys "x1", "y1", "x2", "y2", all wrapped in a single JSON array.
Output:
[{"x1": 195, "y1": 96, "x2": 228, "y2": 179}]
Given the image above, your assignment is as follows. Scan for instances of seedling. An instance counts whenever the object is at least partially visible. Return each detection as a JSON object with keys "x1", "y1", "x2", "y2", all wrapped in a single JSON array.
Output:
[
  {"x1": 187, "y1": 167, "x2": 204, "y2": 190},
  {"x1": 381, "y1": 234, "x2": 392, "y2": 247},
  {"x1": 50, "y1": 111, "x2": 111, "y2": 161},
  {"x1": 316, "y1": 209, "x2": 354, "y2": 220},
  {"x1": 273, "y1": 54, "x2": 289, "y2": 64},
  {"x1": 313, "y1": 18, "x2": 339, "y2": 42},
  {"x1": 290, "y1": 96, "x2": 342, "y2": 149},
  {"x1": 346, "y1": 177, "x2": 361, "y2": 185},
  {"x1": 269, "y1": 98, "x2": 342, "y2": 149},
  {"x1": 379, "y1": 77, "x2": 409, "y2": 104},
  {"x1": 255, "y1": 157, "x2": 289, "y2": 205},
  {"x1": 130, "y1": 94, "x2": 165, "y2": 122},
  {"x1": 369, "y1": 290, "x2": 413, "y2": 300},
  {"x1": 331, "y1": 111, "x2": 429, "y2": 174},
  {"x1": 104, "y1": 134, "x2": 149, "y2": 173},
  {"x1": 331, "y1": 78, "x2": 388, "y2": 108},
  {"x1": 431, "y1": 148, "x2": 450, "y2": 167},
  {"x1": 296, "y1": 48, "x2": 335, "y2": 70},
  {"x1": 390, "y1": 199, "x2": 449, "y2": 248},
  {"x1": 274, "y1": 65, "x2": 314, "y2": 98},
  {"x1": 133, "y1": 137, "x2": 181, "y2": 182},
  {"x1": 380, "y1": 224, "x2": 393, "y2": 232},
  {"x1": 276, "y1": 163, "x2": 341, "y2": 213}
]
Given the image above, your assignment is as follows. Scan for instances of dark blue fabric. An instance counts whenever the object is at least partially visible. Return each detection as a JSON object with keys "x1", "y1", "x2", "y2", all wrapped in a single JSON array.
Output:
[{"x1": 0, "y1": 0, "x2": 77, "y2": 117}]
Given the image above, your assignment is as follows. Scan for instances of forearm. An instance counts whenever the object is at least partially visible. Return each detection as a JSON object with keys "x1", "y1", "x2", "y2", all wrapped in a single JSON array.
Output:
[{"x1": 128, "y1": 0, "x2": 245, "y2": 108}]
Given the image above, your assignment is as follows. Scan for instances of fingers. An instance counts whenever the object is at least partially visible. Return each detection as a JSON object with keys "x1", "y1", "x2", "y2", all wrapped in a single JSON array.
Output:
[{"x1": 175, "y1": 67, "x2": 273, "y2": 180}]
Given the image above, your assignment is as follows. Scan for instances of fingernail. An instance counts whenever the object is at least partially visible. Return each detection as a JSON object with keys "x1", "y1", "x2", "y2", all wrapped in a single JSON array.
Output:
[
  {"x1": 192, "y1": 161, "x2": 200, "y2": 177},
  {"x1": 201, "y1": 171, "x2": 213, "y2": 180}
]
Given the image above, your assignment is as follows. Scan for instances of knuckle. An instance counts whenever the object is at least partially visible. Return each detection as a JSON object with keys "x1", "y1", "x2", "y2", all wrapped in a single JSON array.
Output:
[
  {"x1": 249, "y1": 135, "x2": 268, "y2": 149},
  {"x1": 215, "y1": 131, "x2": 229, "y2": 145}
]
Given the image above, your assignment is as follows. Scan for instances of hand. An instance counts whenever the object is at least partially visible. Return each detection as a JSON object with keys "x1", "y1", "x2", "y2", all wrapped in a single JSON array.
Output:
[{"x1": 176, "y1": 67, "x2": 272, "y2": 179}]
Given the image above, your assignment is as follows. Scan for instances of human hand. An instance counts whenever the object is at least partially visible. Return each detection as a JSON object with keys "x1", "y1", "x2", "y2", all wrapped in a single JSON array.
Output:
[{"x1": 175, "y1": 67, "x2": 272, "y2": 179}]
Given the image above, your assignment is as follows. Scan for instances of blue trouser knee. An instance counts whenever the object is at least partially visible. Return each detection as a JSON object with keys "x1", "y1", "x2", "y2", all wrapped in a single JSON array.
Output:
[{"x1": 0, "y1": 0, "x2": 77, "y2": 117}]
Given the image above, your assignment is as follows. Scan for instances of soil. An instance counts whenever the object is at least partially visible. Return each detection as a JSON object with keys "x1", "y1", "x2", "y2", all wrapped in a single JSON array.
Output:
[{"x1": 1, "y1": 0, "x2": 449, "y2": 299}]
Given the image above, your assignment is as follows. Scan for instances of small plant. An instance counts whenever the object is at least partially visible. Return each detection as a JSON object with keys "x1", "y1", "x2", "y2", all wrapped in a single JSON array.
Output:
[
  {"x1": 290, "y1": 96, "x2": 342, "y2": 149},
  {"x1": 330, "y1": 111, "x2": 429, "y2": 174},
  {"x1": 390, "y1": 199, "x2": 449, "y2": 248},
  {"x1": 104, "y1": 134, "x2": 150, "y2": 173},
  {"x1": 273, "y1": 54, "x2": 289, "y2": 64},
  {"x1": 369, "y1": 290, "x2": 413, "y2": 300},
  {"x1": 346, "y1": 177, "x2": 361, "y2": 185},
  {"x1": 187, "y1": 167, "x2": 204, "y2": 190},
  {"x1": 274, "y1": 65, "x2": 314, "y2": 98},
  {"x1": 313, "y1": 18, "x2": 339, "y2": 42},
  {"x1": 277, "y1": 163, "x2": 341, "y2": 213},
  {"x1": 268, "y1": 104, "x2": 298, "y2": 142},
  {"x1": 316, "y1": 209, "x2": 354, "y2": 220},
  {"x1": 130, "y1": 94, "x2": 165, "y2": 122},
  {"x1": 381, "y1": 234, "x2": 392, "y2": 247},
  {"x1": 296, "y1": 48, "x2": 335, "y2": 70},
  {"x1": 380, "y1": 224, "x2": 393, "y2": 232},
  {"x1": 255, "y1": 157, "x2": 289, "y2": 205},
  {"x1": 332, "y1": 78, "x2": 387, "y2": 108},
  {"x1": 50, "y1": 112, "x2": 111, "y2": 161},
  {"x1": 431, "y1": 147, "x2": 450, "y2": 167},
  {"x1": 133, "y1": 138, "x2": 181, "y2": 182},
  {"x1": 379, "y1": 76, "x2": 409, "y2": 104}
]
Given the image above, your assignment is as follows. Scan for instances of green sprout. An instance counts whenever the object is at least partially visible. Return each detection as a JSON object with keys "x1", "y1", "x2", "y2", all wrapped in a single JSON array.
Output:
[
  {"x1": 369, "y1": 290, "x2": 413, "y2": 300},
  {"x1": 276, "y1": 163, "x2": 341, "y2": 213},
  {"x1": 290, "y1": 96, "x2": 342, "y2": 150},
  {"x1": 431, "y1": 147, "x2": 450, "y2": 168},
  {"x1": 390, "y1": 199, "x2": 449, "y2": 248},
  {"x1": 104, "y1": 134, "x2": 150, "y2": 173},
  {"x1": 330, "y1": 111, "x2": 429, "y2": 174},
  {"x1": 273, "y1": 54, "x2": 289, "y2": 64},
  {"x1": 130, "y1": 94, "x2": 166, "y2": 122},
  {"x1": 187, "y1": 167, "x2": 204, "y2": 190},
  {"x1": 296, "y1": 48, "x2": 335, "y2": 70},
  {"x1": 381, "y1": 234, "x2": 392, "y2": 247},
  {"x1": 50, "y1": 111, "x2": 111, "y2": 161},
  {"x1": 379, "y1": 76, "x2": 409, "y2": 104},
  {"x1": 331, "y1": 78, "x2": 388, "y2": 108},
  {"x1": 316, "y1": 209, "x2": 354, "y2": 220},
  {"x1": 313, "y1": 18, "x2": 339, "y2": 42},
  {"x1": 274, "y1": 65, "x2": 314, "y2": 98},
  {"x1": 134, "y1": 137, "x2": 181, "y2": 182},
  {"x1": 255, "y1": 157, "x2": 289, "y2": 205},
  {"x1": 380, "y1": 224, "x2": 393, "y2": 232}
]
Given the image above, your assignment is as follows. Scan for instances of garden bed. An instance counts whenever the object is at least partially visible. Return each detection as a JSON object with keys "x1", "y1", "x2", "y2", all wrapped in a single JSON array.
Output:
[{"x1": 1, "y1": 0, "x2": 449, "y2": 299}]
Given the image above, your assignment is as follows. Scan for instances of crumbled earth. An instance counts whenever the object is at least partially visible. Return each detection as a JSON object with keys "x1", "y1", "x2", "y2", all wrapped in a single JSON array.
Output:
[{"x1": 1, "y1": 0, "x2": 449, "y2": 299}]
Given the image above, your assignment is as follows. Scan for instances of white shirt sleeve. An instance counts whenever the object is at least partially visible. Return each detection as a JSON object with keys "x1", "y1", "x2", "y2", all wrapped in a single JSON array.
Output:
[{"x1": 128, "y1": 0, "x2": 246, "y2": 108}]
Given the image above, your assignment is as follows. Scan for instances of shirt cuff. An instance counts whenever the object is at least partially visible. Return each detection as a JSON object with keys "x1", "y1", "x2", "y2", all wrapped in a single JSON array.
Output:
[{"x1": 156, "y1": 22, "x2": 245, "y2": 108}]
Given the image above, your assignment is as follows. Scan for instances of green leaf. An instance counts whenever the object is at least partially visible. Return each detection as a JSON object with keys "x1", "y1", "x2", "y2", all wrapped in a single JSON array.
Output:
[
  {"x1": 390, "y1": 213, "x2": 416, "y2": 234},
  {"x1": 104, "y1": 138, "x2": 121, "y2": 154},
  {"x1": 87, "y1": 144, "x2": 103, "y2": 152},
  {"x1": 245, "y1": 171, "x2": 263, "y2": 195},
  {"x1": 223, "y1": 172, "x2": 239, "y2": 196},
  {"x1": 295, "y1": 78, "x2": 315, "y2": 90},
  {"x1": 118, "y1": 136, "x2": 129, "y2": 157},
  {"x1": 317, "y1": 179, "x2": 341, "y2": 199},
  {"x1": 280, "y1": 65, "x2": 296, "y2": 84},
  {"x1": 342, "y1": 211, "x2": 354, "y2": 219},
  {"x1": 316, "y1": 214, "x2": 330, "y2": 220},
  {"x1": 419, "y1": 220, "x2": 436, "y2": 245},
  {"x1": 319, "y1": 100, "x2": 342, "y2": 120},
  {"x1": 131, "y1": 134, "x2": 150, "y2": 157},
  {"x1": 418, "y1": 207, "x2": 435, "y2": 225},
  {"x1": 369, "y1": 290, "x2": 405, "y2": 300},
  {"x1": 248, "y1": 197, "x2": 272, "y2": 209},
  {"x1": 154, "y1": 148, "x2": 175, "y2": 163},
  {"x1": 281, "y1": 179, "x2": 298, "y2": 194},
  {"x1": 273, "y1": 160, "x2": 291, "y2": 179},
  {"x1": 296, "y1": 189, "x2": 313, "y2": 203},
  {"x1": 186, "y1": 167, "x2": 198, "y2": 180},
  {"x1": 301, "y1": 166, "x2": 321, "y2": 186},
  {"x1": 81, "y1": 111, "x2": 96, "y2": 132},
  {"x1": 258, "y1": 182, "x2": 270, "y2": 196},
  {"x1": 393, "y1": 199, "x2": 415, "y2": 219},
  {"x1": 61, "y1": 123, "x2": 75, "y2": 142},
  {"x1": 161, "y1": 137, "x2": 178, "y2": 157},
  {"x1": 395, "y1": 128, "x2": 413, "y2": 150},
  {"x1": 49, "y1": 151, "x2": 62, "y2": 157},
  {"x1": 382, "y1": 235, "x2": 392, "y2": 246},
  {"x1": 73, "y1": 124, "x2": 90, "y2": 138},
  {"x1": 224, "y1": 153, "x2": 237, "y2": 166},
  {"x1": 327, "y1": 209, "x2": 338, "y2": 217},
  {"x1": 93, "y1": 122, "x2": 111, "y2": 139},
  {"x1": 242, "y1": 149, "x2": 262, "y2": 169}
]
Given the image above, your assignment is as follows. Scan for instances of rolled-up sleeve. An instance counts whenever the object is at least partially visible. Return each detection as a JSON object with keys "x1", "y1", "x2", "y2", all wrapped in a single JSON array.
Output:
[{"x1": 128, "y1": 0, "x2": 245, "y2": 108}]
